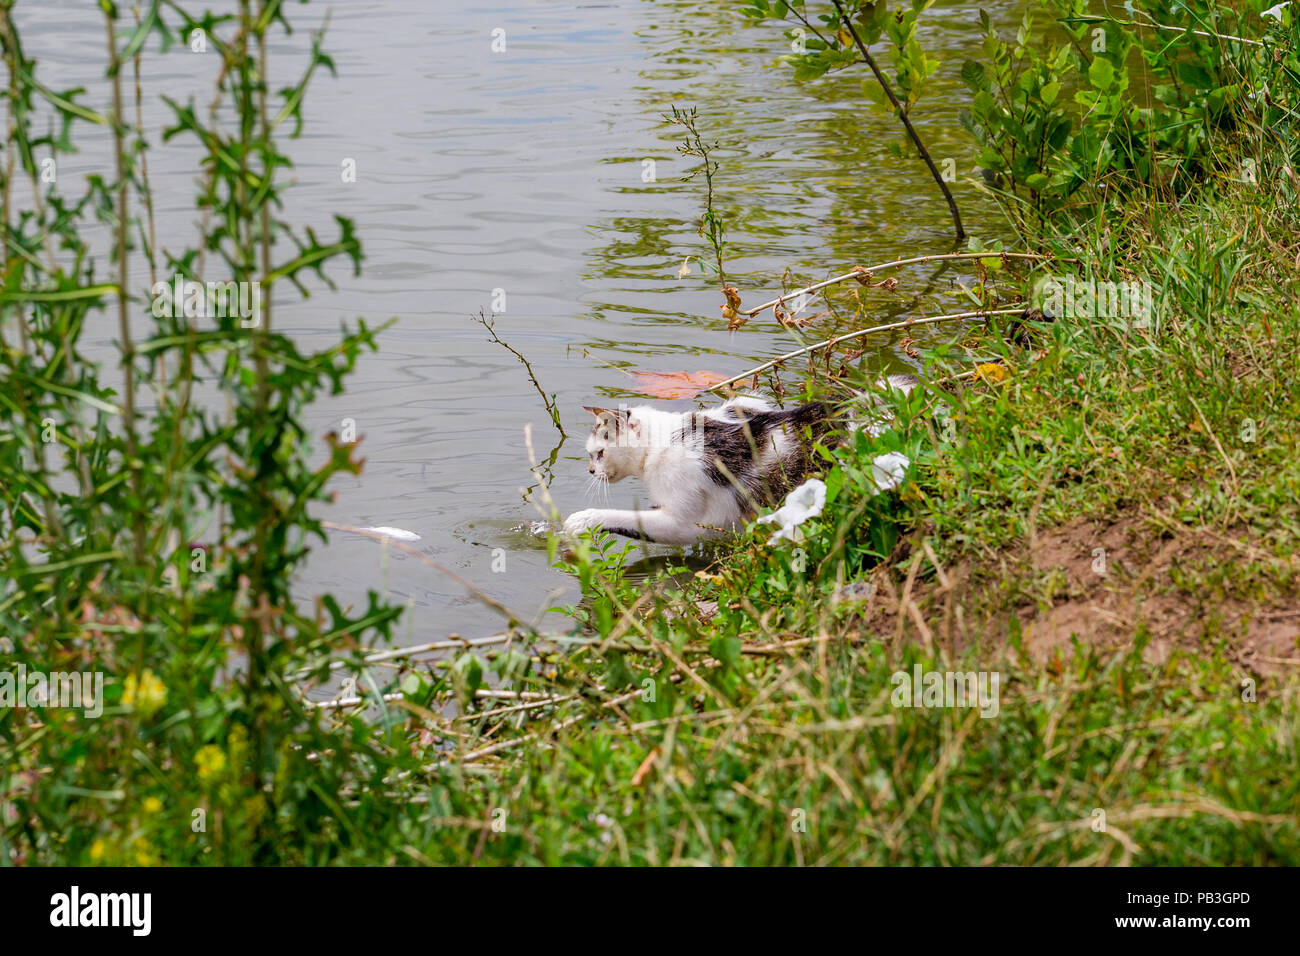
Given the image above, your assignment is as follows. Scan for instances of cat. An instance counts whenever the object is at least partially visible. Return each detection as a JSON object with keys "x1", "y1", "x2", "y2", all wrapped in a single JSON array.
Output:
[{"x1": 562, "y1": 375, "x2": 916, "y2": 545}]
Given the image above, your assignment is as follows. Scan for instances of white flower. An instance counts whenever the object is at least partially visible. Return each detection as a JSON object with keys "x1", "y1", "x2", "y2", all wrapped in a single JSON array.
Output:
[
  {"x1": 1263, "y1": 3, "x2": 1290, "y2": 20},
  {"x1": 869, "y1": 451, "x2": 910, "y2": 495},
  {"x1": 756, "y1": 478, "x2": 826, "y2": 544},
  {"x1": 755, "y1": 453, "x2": 910, "y2": 545}
]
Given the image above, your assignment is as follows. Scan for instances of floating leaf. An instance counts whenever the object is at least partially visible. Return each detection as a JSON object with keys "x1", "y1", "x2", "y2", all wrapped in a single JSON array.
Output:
[{"x1": 630, "y1": 369, "x2": 730, "y2": 399}]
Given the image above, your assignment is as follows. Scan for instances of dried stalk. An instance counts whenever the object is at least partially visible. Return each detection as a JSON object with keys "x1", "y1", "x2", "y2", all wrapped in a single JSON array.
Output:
[
  {"x1": 744, "y1": 251, "x2": 1054, "y2": 318},
  {"x1": 707, "y1": 308, "x2": 1022, "y2": 393}
]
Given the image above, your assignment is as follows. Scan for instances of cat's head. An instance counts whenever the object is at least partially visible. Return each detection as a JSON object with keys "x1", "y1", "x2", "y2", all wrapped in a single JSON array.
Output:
[{"x1": 582, "y1": 406, "x2": 643, "y2": 483}]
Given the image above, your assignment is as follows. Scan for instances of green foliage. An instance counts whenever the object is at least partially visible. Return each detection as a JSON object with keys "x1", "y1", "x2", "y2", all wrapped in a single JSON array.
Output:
[
  {"x1": 5, "y1": 0, "x2": 1297, "y2": 868},
  {"x1": 0, "y1": 0, "x2": 413, "y2": 865},
  {"x1": 432, "y1": 1, "x2": 1300, "y2": 866},
  {"x1": 958, "y1": 1, "x2": 1284, "y2": 228},
  {"x1": 744, "y1": 0, "x2": 941, "y2": 113}
]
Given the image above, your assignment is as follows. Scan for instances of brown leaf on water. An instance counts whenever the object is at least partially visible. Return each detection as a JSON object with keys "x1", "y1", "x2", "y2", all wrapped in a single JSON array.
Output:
[
  {"x1": 722, "y1": 285, "x2": 742, "y2": 310},
  {"x1": 851, "y1": 265, "x2": 874, "y2": 286},
  {"x1": 630, "y1": 369, "x2": 730, "y2": 399}
]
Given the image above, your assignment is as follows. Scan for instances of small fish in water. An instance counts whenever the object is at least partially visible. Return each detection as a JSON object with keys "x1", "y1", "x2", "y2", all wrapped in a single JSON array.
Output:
[{"x1": 359, "y1": 526, "x2": 421, "y2": 542}]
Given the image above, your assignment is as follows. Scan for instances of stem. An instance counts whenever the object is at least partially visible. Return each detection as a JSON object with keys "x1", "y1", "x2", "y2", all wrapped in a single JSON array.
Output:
[
  {"x1": 745, "y1": 250, "x2": 1057, "y2": 317},
  {"x1": 131, "y1": 6, "x2": 161, "y2": 393},
  {"x1": 473, "y1": 310, "x2": 565, "y2": 437},
  {"x1": 105, "y1": 7, "x2": 144, "y2": 563},
  {"x1": 706, "y1": 307, "x2": 1021, "y2": 393},
  {"x1": 0, "y1": 5, "x2": 61, "y2": 538},
  {"x1": 829, "y1": 0, "x2": 965, "y2": 240}
]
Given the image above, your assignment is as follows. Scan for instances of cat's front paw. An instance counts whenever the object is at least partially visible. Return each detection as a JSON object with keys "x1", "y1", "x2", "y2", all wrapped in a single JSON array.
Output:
[{"x1": 563, "y1": 509, "x2": 603, "y2": 536}]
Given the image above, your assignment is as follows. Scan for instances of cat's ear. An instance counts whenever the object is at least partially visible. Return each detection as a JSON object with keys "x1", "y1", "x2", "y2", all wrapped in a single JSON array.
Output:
[{"x1": 583, "y1": 406, "x2": 627, "y2": 427}]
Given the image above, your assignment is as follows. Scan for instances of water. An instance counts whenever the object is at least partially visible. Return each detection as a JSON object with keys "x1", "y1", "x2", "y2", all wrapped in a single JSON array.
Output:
[{"x1": 15, "y1": 0, "x2": 1014, "y2": 643}]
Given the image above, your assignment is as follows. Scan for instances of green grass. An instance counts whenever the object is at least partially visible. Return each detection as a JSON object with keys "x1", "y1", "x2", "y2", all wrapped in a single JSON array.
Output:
[
  {"x1": 379, "y1": 124, "x2": 1300, "y2": 868},
  {"x1": 404, "y1": 646, "x2": 1296, "y2": 865}
]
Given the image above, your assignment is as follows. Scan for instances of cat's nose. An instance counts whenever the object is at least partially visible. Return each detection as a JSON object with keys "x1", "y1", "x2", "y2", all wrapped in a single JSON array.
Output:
[{"x1": 588, "y1": 464, "x2": 595, "y2": 474}]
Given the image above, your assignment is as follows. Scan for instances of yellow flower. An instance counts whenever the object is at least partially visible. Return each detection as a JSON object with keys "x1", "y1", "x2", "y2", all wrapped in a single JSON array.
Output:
[
  {"x1": 122, "y1": 669, "x2": 167, "y2": 716},
  {"x1": 132, "y1": 837, "x2": 158, "y2": 866},
  {"x1": 89, "y1": 839, "x2": 106, "y2": 862},
  {"x1": 976, "y1": 362, "x2": 1010, "y2": 384},
  {"x1": 196, "y1": 744, "x2": 227, "y2": 783},
  {"x1": 142, "y1": 796, "x2": 163, "y2": 816}
]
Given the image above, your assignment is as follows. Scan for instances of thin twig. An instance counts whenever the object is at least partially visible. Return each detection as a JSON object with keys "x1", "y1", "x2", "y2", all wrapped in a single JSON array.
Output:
[
  {"x1": 706, "y1": 308, "x2": 1022, "y2": 393},
  {"x1": 745, "y1": 251, "x2": 1054, "y2": 317},
  {"x1": 291, "y1": 629, "x2": 574, "y2": 678},
  {"x1": 1063, "y1": 15, "x2": 1264, "y2": 48},
  {"x1": 436, "y1": 687, "x2": 646, "y2": 766},
  {"x1": 473, "y1": 310, "x2": 565, "y2": 437}
]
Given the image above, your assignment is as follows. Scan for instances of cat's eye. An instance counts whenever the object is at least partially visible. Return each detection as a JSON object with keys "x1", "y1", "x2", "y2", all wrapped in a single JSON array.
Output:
[{"x1": 596, "y1": 450, "x2": 604, "y2": 460}]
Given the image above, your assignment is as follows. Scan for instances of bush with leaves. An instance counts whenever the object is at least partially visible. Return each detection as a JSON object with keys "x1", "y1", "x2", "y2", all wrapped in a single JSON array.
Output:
[
  {"x1": 0, "y1": 0, "x2": 419, "y2": 865},
  {"x1": 959, "y1": 1, "x2": 1286, "y2": 229}
]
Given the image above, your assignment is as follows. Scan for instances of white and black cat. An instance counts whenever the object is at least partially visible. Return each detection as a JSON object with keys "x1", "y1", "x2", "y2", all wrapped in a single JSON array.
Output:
[{"x1": 563, "y1": 376, "x2": 916, "y2": 545}]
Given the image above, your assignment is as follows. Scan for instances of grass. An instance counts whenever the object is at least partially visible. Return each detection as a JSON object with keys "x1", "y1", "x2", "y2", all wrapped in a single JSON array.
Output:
[{"x1": 374, "y1": 173, "x2": 1300, "y2": 865}]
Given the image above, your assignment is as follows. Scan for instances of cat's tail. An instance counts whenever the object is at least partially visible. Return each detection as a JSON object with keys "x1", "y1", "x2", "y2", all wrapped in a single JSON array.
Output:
[
  {"x1": 774, "y1": 376, "x2": 917, "y2": 437},
  {"x1": 848, "y1": 374, "x2": 919, "y2": 437},
  {"x1": 786, "y1": 400, "x2": 835, "y2": 430},
  {"x1": 791, "y1": 374, "x2": 916, "y2": 429}
]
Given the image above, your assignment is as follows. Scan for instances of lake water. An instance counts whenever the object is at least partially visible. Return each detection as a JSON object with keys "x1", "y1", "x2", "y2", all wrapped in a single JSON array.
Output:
[{"x1": 16, "y1": 0, "x2": 1014, "y2": 644}]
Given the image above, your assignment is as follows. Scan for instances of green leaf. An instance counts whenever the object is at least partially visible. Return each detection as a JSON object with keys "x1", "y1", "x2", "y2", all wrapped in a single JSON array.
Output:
[
  {"x1": 960, "y1": 60, "x2": 988, "y2": 91},
  {"x1": 1088, "y1": 57, "x2": 1114, "y2": 91}
]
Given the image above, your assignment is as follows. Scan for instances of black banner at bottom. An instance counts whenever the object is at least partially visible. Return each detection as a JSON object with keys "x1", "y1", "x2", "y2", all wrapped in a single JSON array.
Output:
[{"x1": 0, "y1": 865, "x2": 1283, "y2": 942}]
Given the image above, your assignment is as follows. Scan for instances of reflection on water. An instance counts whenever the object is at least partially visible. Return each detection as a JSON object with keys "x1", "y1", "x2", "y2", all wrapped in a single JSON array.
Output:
[{"x1": 17, "y1": 0, "x2": 1019, "y2": 643}]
